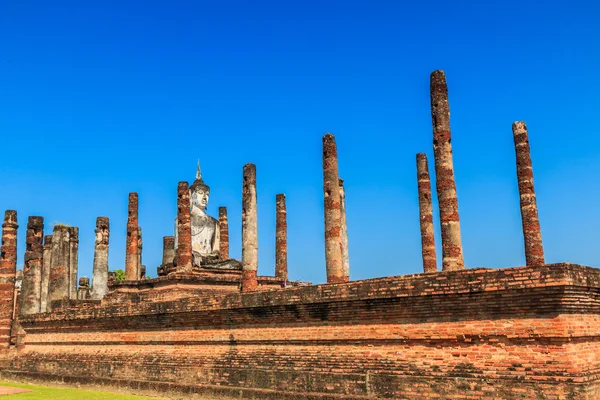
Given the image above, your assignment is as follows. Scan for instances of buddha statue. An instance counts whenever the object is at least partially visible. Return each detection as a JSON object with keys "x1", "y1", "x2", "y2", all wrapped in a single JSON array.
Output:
[{"x1": 174, "y1": 162, "x2": 241, "y2": 270}]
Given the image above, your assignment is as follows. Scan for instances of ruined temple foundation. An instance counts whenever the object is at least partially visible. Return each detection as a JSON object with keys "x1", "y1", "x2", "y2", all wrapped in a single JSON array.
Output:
[{"x1": 8, "y1": 263, "x2": 600, "y2": 399}]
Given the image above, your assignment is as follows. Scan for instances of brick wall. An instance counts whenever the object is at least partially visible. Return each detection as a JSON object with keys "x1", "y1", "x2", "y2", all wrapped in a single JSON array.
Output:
[{"x1": 6, "y1": 263, "x2": 600, "y2": 399}]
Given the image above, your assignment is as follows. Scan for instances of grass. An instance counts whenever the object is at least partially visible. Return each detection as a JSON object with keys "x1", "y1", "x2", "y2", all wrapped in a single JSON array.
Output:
[{"x1": 0, "y1": 381, "x2": 160, "y2": 399}]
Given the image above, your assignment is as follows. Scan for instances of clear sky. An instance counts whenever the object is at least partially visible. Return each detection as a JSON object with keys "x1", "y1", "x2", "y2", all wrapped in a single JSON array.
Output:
[{"x1": 1, "y1": 1, "x2": 599, "y2": 284}]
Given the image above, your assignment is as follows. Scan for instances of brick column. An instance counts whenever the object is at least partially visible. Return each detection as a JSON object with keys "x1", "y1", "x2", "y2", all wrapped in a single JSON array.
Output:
[
  {"x1": 241, "y1": 163, "x2": 258, "y2": 291},
  {"x1": 162, "y1": 236, "x2": 175, "y2": 265},
  {"x1": 430, "y1": 70, "x2": 465, "y2": 271},
  {"x1": 77, "y1": 277, "x2": 90, "y2": 300},
  {"x1": 125, "y1": 192, "x2": 139, "y2": 281},
  {"x1": 175, "y1": 182, "x2": 193, "y2": 274},
  {"x1": 137, "y1": 226, "x2": 143, "y2": 279},
  {"x1": 68, "y1": 227, "x2": 78, "y2": 299},
  {"x1": 275, "y1": 194, "x2": 288, "y2": 281},
  {"x1": 512, "y1": 121, "x2": 545, "y2": 266},
  {"x1": 40, "y1": 235, "x2": 52, "y2": 312},
  {"x1": 416, "y1": 153, "x2": 438, "y2": 273},
  {"x1": 20, "y1": 216, "x2": 44, "y2": 315},
  {"x1": 218, "y1": 207, "x2": 229, "y2": 259},
  {"x1": 91, "y1": 217, "x2": 109, "y2": 300},
  {"x1": 0, "y1": 210, "x2": 18, "y2": 348},
  {"x1": 47, "y1": 225, "x2": 70, "y2": 311},
  {"x1": 339, "y1": 179, "x2": 350, "y2": 278},
  {"x1": 322, "y1": 133, "x2": 346, "y2": 283}
]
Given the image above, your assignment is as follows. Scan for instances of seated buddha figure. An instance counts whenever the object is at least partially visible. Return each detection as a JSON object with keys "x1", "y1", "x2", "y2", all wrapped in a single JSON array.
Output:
[{"x1": 175, "y1": 162, "x2": 241, "y2": 270}]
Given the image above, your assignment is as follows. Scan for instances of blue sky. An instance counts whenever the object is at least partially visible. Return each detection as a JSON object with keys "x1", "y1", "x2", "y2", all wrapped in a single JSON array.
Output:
[{"x1": 1, "y1": 1, "x2": 599, "y2": 283}]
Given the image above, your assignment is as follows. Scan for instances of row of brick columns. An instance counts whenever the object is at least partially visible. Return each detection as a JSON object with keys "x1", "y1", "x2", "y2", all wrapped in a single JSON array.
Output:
[{"x1": 416, "y1": 70, "x2": 545, "y2": 272}]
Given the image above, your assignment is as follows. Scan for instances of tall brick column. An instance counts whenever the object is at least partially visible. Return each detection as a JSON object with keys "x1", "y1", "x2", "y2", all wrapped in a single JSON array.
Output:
[
  {"x1": 40, "y1": 235, "x2": 52, "y2": 312},
  {"x1": 20, "y1": 216, "x2": 44, "y2": 315},
  {"x1": 125, "y1": 192, "x2": 139, "y2": 281},
  {"x1": 275, "y1": 194, "x2": 288, "y2": 281},
  {"x1": 175, "y1": 182, "x2": 193, "y2": 274},
  {"x1": 91, "y1": 217, "x2": 109, "y2": 300},
  {"x1": 0, "y1": 210, "x2": 18, "y2": 347},
  {"x1": 339, "y1": 179, "x2": 350, "y2": 278},
  {"x1": 162, "y1": 236, "x2": 175, "y2": 266},
  {"x1": 512, "y1": 121, "x2": 545, "y2": 266},
  {"x1": 322, "y1": 133, "x2": 346, "y2": 283},
  {"x1": 241, "y1": 163, "x2": 258, "y2": 291},
  {"x1": 137, "y1": 226, "x2": 143, "y2": 279},
  {"x1": 68, "y1": 227, "x2": 78, "y2": 299},
  {"x1": 430, "y1": 70, "x2": 465, "y2": 271},
  {"x1": 47, "y1": 225, "x2": 70, "y2": 311},
  {"x1": 218, "y1": 207, "x2": 229, "y2": 259},
  {"x1": 416, "y1": 153, "x2": 438, "y2": 273}
]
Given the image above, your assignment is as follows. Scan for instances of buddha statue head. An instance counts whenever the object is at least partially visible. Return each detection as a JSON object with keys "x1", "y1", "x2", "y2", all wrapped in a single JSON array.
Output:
[{"x1": 190, "y1": 160, "x2": 210, "y2": 212}]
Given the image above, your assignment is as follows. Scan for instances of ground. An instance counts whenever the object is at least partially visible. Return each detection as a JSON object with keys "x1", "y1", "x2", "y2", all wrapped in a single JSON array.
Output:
[{"x1": 0, "y1": 381, "x2": 224, "y2": 399}]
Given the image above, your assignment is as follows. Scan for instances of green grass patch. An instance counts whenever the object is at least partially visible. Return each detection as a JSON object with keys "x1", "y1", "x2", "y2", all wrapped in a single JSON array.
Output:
[{"x1": 0, "y1": 381, "x2": 159, "y2": 399}]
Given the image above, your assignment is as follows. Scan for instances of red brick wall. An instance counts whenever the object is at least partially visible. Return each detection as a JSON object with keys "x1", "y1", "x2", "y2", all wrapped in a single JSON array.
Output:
[{"x1": 8, "y1": 263, "x2": 600, "y2": 399}]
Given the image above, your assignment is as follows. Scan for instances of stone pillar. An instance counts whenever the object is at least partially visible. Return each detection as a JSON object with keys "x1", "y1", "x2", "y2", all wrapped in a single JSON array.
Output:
[
  {"x1": 275, "y1": 194, "x2": 288, "y2": 281},
  {"x1": 0, "y1": 210, "x2": 18, "y2": 348},
  {"x1": 175, "y1": 182, "x2": 193, "y2": 274},
  {"x1": 513, "y1": 121, "x2": 545, "y2": 266},
  {"x1": 77, "y1": 277, "x2": 90, "y2": 300},
  {"x1": 47, "y1": 225, "x2": 70, "y2": 312},
  {"x1": 430, "y1": 70, "x2": 465, "y2": 271},
  {"x1": 322, "y1": 133, "x2": 346, "y2": 283},
  {"x1": 218, "y1": 207, "x2": 229, "y2": 259},
  {"x1": 241, "y1": 163, "x2": 258, "y2": 291},
  {"x1": 125, "y1": 192, "x2": 139, "y2": 281},
  {"x1": 137, "y1": 226, "x2": 143, "y2": 279},
  {"x1": 162, "y1": 236, "x2": 175, "y2": 265},
  {"x1": 68, "y1": 227, "x2": 79, "y2": 299},
  {"x1": 20, "y1": 216, "x2": 44, "y2": 315},
  {"x1": 339, "y1": 179, "x2": 350, "y2": 278},
  {"x1": 40, "y1": 235, "x2": 52, "y2": 312},
  {"x1": 91, "y1": 217, "x2": 109, "y2": 300},
  {"x1": 416, "y1": 153, "x2": 438, "y2": 273}
]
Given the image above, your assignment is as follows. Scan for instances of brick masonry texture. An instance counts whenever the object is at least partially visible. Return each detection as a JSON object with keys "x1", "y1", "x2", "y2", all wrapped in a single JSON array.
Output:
[
  {"x1": 430, "y1": 70, "x2": 465, "y2": 271},
  {"x1": 175, "y1": 182, "x2": 193, "y2": 274},
  {"x1": 416, "y1": 153, "x2": 437, "y2": 273},
  {"x1": 513, "y1": 121, "x2": 545, "y2": 267},
  {"x1": 0, "y1": 211, "x2": 18, "y2": 348},
  {"x1": 7, "y1": 263, "x2": 600, "y2": 399},
  {"x1": 275, "y1": 194, "x2": 287, "y2": 281},
  {"x1": 322, "y1": 133, "x2": 346, "y2": 283},
  {"x1": 218, "y1": 207, "x2": 229, "y2": 259}
]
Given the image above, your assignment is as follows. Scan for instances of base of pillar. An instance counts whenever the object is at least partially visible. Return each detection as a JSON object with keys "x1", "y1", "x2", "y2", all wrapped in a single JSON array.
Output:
[
  {"x1": 327, "y1": 275, "x2": 349, "y2": 283},
  {"x1": 241, "y1": 270, "x2": 258, "y2": 292}
]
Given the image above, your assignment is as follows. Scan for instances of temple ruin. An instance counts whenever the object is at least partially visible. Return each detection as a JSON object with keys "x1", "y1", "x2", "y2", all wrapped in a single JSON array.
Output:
[{"x1": 0, "y1": 70, "x2": 599, "y2": 399}]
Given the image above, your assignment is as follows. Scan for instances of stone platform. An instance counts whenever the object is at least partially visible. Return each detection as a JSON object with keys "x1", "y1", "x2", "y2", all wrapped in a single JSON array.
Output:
[{"x1": 7, "y1": 263, "x2": 600, "y2": 399}]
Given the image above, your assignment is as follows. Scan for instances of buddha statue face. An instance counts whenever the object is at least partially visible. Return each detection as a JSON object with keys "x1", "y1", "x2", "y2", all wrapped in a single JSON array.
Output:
[{"x1": 191, "y1": 186, "x2": 209, "y2": 211}]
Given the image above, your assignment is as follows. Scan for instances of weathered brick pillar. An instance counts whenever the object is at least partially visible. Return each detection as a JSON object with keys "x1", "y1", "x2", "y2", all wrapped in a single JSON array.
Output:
[
  {"x1": 275, "y1": 194, "x2": 288, "y2": 281},
  {"x1": 430, "y1": 70, "x2": 465, "y2": 271},
  {"x1": 91, "y1": 217, "x2": 109, "y2": 300},
  {"x1": 513, "y1": 121, "x2": 545, "y2": 266},
  {"x1": 175, "y1": 182, "x2": 193, "y2": 274},
  {"x1": 40, "y1": 235, "x2": 52, "y2": 312},
  {"x1": 47, "y1": 225, "x2": 70, "y2": 311},
  {"x1": 162, "y1": 236, "x2": 175, "y2": 265},
  {"x1": 241, "y1": 163, "x2": 258, "y2": 291},
  {"x1": 339, "y1": 179, "x2": 350, "y2": 278},
  {"x1": 0, "y1": 210, "x2": 18, "y2": 348},
  {"x1": 218, "y1": 207, "x2": 229, "y2": 259},
  {"x1": 68, "y1": 227, "x2": 78, "y2": 299},
  {"x1": 416, "y1": 153, "x2": 438, "y2": 273},
  {"x1": 20, "y1": 216, "x2": 44, "y2": 315},
  {"x1": 77, "y1": 277, "x2": 90, "y2": 300},
  {"x1": 322, "y1": 133, "x2": 346, "y2": 283},
  {"x1": 137, "y1": 226, "x2": 143, "y2": 279},
  {"x1": 125, "y1": 192, "x2": 139, "y2": 281}
]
